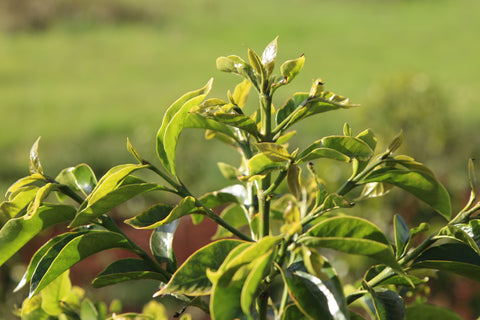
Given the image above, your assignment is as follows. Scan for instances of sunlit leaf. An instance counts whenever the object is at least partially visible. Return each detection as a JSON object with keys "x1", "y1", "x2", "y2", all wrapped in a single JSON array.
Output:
[
  {"x1": 150, "y1": 220, "x2": 179, "y2": 272},
  {"x1": 280, "y1": 55, "x2": 305, "y2": 84},
  {"x1": 254, "y1": 142, "x2": 291, "y2": 162},
  {"x1": 261, "y1": 37, "x2": 278, "y2": 76},
  {"x1": 435, "y1": 224, "x2": 480, "y2": 255},
  {"x1": 29, "y1": 137, "x2": 44, "y2": 175},
  {"x1": 232, "y1": 79, "x2": 252, "y2": 108},
  {"x1": 248, "y1": 48, "x2": 266, "y2": 81},
  {"x1": 30, "y1": 231, "x2": 134, "y2": 296},
  {"x1": 0, "y1": 204, "x2": 76, "y2": 267},
  {"x1": 287, "y1": 165, "x2": 302, "y2": 200},
  {"x1": 245, "y1": 153, "x2": 287, "y2": 180},
  {"x1": 155, "y1": 239, "x2": 244, "y2": 297},
  {"x1": 299, "y1": 136, "x2": 373, "y2": 163},
  {"x1": 55, "y1": 163, "x2": 97, "y2": 198},
  {"x1": 299, "y1": 216, "x2": 400, "y2": 271},
  {"x1": 40, "y1": 270, "x2": 72, "y2": 316},
  {"x1": 211, "y1": 204, "x2": 250, "y2": 240},
  {"x1": 362, "y1": 168, "x2": 451, "y2": 220}
]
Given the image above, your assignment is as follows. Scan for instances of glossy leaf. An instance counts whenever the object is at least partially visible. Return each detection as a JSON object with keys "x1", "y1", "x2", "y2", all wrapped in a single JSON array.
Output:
[
  {"x1": 29, "y1": 137, "x2": 44, "y2": 175},
  {"x1": 30, "y1": 230, "x2": 134, "y2": 296},
  {"x1": 394, "y1": 214, "x2": 410, "y2": 258},
  {"x1": 281, "y1": 260, "x2": 348, "y2": 320},
  {"x1": 40, "y1": 270, "x2": 72, "y2": 316},
  {"x1": 0, "y1": 186, "x2": 39, "y2": 223},
  {"x1": 245, "y1": 153, "x2": 287, "y2": 180},
  {"x1": 232, "y1": 79, "x2": 251, "y2": 108},
  {"x1": 125, "y1": 197, "x2": 201, "y2": 229},
  {"x1": 358, "y1": 182, "x2": 393, "y2": 200},
  {"x1": 70, "y1": 182, "x2": 162, "y2": 228},
  {"x1": 299, "y1": 216, "x2": 400, "y2": 271},
  {"x1": 155, "y1": 239, "x2": 244, "y2": 297},
  {"x1": 4, "y1": 173, "x2": 47, "y2": 200},
  {"x1": 261, "y1": 37, "x2": 278, "y2": 76},
  {"x1": 92, "y1": 258, "x2": 168, "y2": 288},
  {"x1": 240, "y1": 250, "x2": 276, "y2": 319},
  {"x1": 412, "y1": 242, "x2": 480, "y2": 281},
  {"x1": 0, "y1": 204, "x2": 76, "y2": 266},
  {"x1": 362, "y1": 168, "x2": 451, "y2": 220},
  {"x1": 156, "y1": 78, "x2": 213, "y2": 175},
  {"x1": 150, "y1": 220, "x2": 179, "y2": 272},
  {"x1": 280, "y1": 55, "x2": 305, "y2": 84},
  {"x1": 55, "y1": 163, "x2": 97, "y2": 198},
  {"x1": 299, "y1": 136, "x2": 373, "y2": 163},
  {"x1": 435, "y1": 224, "x2": 480, "y2": 255},
  {"x1": 365, "y1": 288, "x2": 405, "y2": 320},
  {"x1": 248, "y1": 48, "x2": 266, "y2": 80},
  {"x1": 405, "y1": 303, "x2": 463, "y2": 320}
]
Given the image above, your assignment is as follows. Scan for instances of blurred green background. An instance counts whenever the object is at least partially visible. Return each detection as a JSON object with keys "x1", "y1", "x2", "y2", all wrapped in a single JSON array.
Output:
[{"x1": 1, "y1": 0, "x2": 480, "y2": 318}]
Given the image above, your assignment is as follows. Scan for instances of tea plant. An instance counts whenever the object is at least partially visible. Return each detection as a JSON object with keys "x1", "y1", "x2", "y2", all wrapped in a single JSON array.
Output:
[{"x1": 1, "y1": 38, "x2": 479, "y2": 319}]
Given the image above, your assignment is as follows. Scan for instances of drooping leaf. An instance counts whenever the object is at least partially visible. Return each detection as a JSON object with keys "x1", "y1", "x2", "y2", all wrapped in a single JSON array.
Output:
[
  {"x1": 281, "y1": 259, "x2": 348, "y2": 320},
  {"x1": 405, "y1": 303, "x2": 463, "y2": 320},
  {"x1": 150, "y1": 220, "x2": 179, "y2": 272},
  {"x1": 92, "y1": 258, "x2": 169, "y2": 288},
  {"x1": 125, "y1": 197, "x2": 201, "y2": 229},
  {"x1": 299, "y1": 136, "x2": 373, "y2": 163},
  {"x1": 156, "y1": 79, "x2": 213, "y2": 175},
  {"x1": 412, "y1": 242, "x2": 480, "y2": 281},
  {"x1": 154, "y1": 239, "x2": 244, "y2": 297},
  {"x1": 30, "y1": 230, "x2": 134, "y2": 296},
  {"x1": 394, "y1": 214, "x2": 410, "y2": 258},
  {"x1": 364, "y1": 288, "x2": 405, "y2": 320},
  {"x1": 361, "y1": 168, "x2": 451, "y2": 220},
  {"x1": 299, "y1": 216, "x2": 400, "y2": 271},
  {"x1": 0, "y1": 204, "x2": 77, "y2": 267}
]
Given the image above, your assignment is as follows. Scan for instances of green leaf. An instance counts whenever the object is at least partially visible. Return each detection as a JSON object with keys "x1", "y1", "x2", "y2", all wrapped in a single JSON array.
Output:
[
  {"x1": 20, "y1": 295, "x2": 50, "y2": 320},
  {"x1": 364, "y1": 288, "x2": 405, "y2": 320},
  {"x1": 125, "y1": 196, "x2": 201, "y2": 229},
  {"x1": 405, "y1": 303, "x2": 464, "y2": 320},
  {"x1": 29, "y1": 137, "x2": 44, "y2": 175},
  {"x1": 299, "y1": 216, "x2": 400, "y2": 271},
  {"x1": 412, "y1": 242, "x2": 480, "y2": 281},
  {"x1": 150, "y1": 220, "x2": 179, "y2": 272},
  {"x1": 364, "y1": 265, "x2": 427, "y2": 287},
  {"x1": 40, "y1": 270, "x2": 72, "y2": 316},
  {"x1": 0, "y1": 186, "x2": 39, "y2": 223},
  {"x1": 92, "y1": 258, "x2": 168, "y2": 288},
  {"x1": 70, "y1": 182, "x2": 162, "y2": 228},
  {"x1": 126, "y1": 138, "x2": 144, "y2": 164},
  {"x1": 232, "y1": 79, "x2": 251, "y2": 108},
  {"x1": 356, "y1": 129, "x2": 377, "y2": 152},
  {"x1": 0, "y1": 204, "x2": 77, "y2": 267},
  {"x1": 154, "y1": 239, "x2": 244, "y2": 297},
  {"x1": 394, "y1": 214, "x2": 410, "y2": 259},
  {"x1": 56, "y1": 164, "x2": 97, "y2": 198},
  {"x1": 362, "y1": 168, "x2": 451, "y2": 220},
  {"x1": 194, "y1": 105, "x2": 260, "y2": 137},
  {"x1": 216, "y1": 56, "x2": 236, "y2": 73},
  {"x1": 4, "y1": 173, "x2": 47, "y2": 200},
  {"x1": 217, "y1": 162, "x2": 240, "y2": 180},
  {"x1": 281, "y1": 260, "x2": 348, "y2": 320},
  {"x1": 255, "y1": 142, "x2": 291, "y2": 162},
  {"x1": 30, "y1": 230, "x2": 134, "y2": 296},
  {"x1": 276, "y1": 98, "x2": 296, "y2": 126},
  {"x1": 299, "y1": 136, "x2": 373, "y2": 163},
  {"x1": 287, "y1": 165, "x2": 302, "y2": 200},
  {"x1": 245, "y1": 153, "x2": 287, "y2": 180},
  {"x1": 211, "y1": 204, "x2": 249, "y2": 240},
  {"x1": 280, "y1": 55, "x2": 305, "y2": 84},
  {"x1": 80, "y1": 299, "x2": 99, "y2": 320},
  {"x1": 183, "y1": 113, "x2": 235, "y2": 139},
  {"x1": 248, "y1": 48, "x2": 266, "y2": 81},
  {"x1": 240, "y1": 250, "x2": 276, "y2": 319},
  {"x1": 435, "y1": 224, "x2": 480, "y2": 255},
  {"x1": 156, "y1": 78, "x2": 213, "y2": 175},
  {"x1": 282, "y1": 304, "x2": 309, "y2": 320},
  {"x1": 297, "y1": 148, "x2": 351, "y2": 164},
  {"x1": 261, "y1": 37, "x2": 278, "y2": 76}
]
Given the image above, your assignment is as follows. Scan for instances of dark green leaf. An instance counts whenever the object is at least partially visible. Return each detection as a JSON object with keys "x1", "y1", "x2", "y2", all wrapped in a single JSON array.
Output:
[
  {"x1": 156, "y1": 79, "x2": 213, "y2": 175},
  {"x1": 364, "y1": 266, "x2": 427, "y2": 287},
  {"x1": 365, "y1": 288, "x2": 405, "y2": 320},
  {"x1": 362, "y1": 168, "x2": 451, "y2": 220},
  {"x1": 394, "y1": 214, "x2": 410, "y2": 258},
  {"x1": 30, "y1": 230, "x2": 134, "y2": 296},
  {"x1": 0, "y1": 204, "x2": 76, "y2": 266},
  {"x1": 92, "y1": 258, "x2": 168, "y2": 288},
  {"x1": 150, "y1": 220, "x2": 179, "y2": 272},
  {"x1": 299, "y1": 216, "x2": 400, "y2": 271},
  {"x1": 282, "y1": 304, "x2": 309, "y2": 320},
  {"x1": 125, "y1": 197, "x2": 201, "y2": 229},
  {"x1": 405, "y1": 303, "x2": 463, "y2": 320},
  {"x1": 155, "y1": 239, "x2": 244, "y2": 297},
  {"x1": 276, "y1": 98, "x2": 296, "y2": 126},
  {"x1": 435, "y1": 224, "x2": 480, "y2": 254},
  {"x1": 412, "y1": 242, "x2": 480, "y2": 281}
]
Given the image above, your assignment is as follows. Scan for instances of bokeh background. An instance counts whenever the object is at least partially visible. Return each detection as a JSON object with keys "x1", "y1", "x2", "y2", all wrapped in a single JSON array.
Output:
[{"x1": 1, "y1": 0, "x2": 480, "y2": 319}]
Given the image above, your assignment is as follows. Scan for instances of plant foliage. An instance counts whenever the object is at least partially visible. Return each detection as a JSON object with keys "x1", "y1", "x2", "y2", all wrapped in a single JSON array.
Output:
[{"x1": 2, "y1": 38, "x2": 479, "y2": 319}]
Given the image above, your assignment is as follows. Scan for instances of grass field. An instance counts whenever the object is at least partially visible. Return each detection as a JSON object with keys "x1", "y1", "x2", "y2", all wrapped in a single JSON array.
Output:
[{"x1": 1, "y1": 0, "x2": 479, "y2": 195}]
